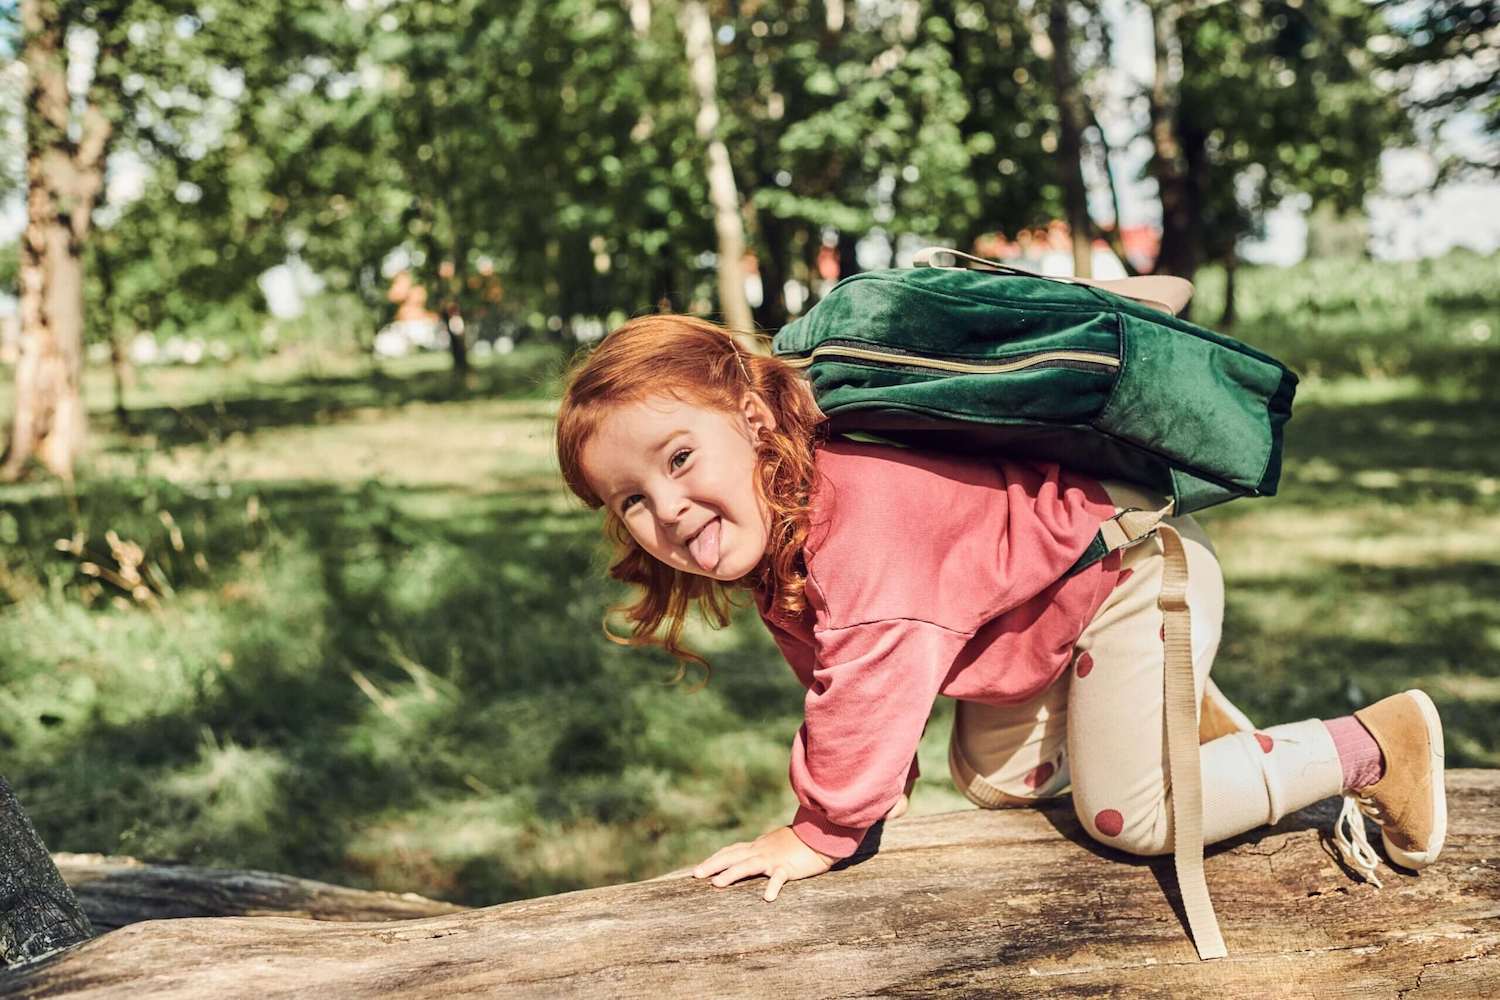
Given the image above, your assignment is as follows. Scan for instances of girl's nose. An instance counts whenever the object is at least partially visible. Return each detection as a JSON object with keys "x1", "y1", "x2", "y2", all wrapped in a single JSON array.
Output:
[{"x1": 657, "y1": 489, "x2": 692, "y2": 526}]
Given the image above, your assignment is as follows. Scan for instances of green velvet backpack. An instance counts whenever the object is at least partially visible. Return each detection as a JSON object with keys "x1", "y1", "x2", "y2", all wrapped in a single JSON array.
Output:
[
  {"x1": 772, "y1": 246, "x2": 1301, "y2": 961},
  {"x1": 772, "y1": 247, "x2": 1297, "y2": 520}
]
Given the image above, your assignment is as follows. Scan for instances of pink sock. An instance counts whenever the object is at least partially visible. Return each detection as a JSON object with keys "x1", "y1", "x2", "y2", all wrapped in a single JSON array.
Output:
[{"x1": 1324, "y1": 716, "x2": 1385, "y2": 791}]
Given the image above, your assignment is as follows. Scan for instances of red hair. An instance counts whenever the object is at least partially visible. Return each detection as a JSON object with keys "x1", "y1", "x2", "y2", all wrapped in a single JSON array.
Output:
[{"x1": 555, "y1": 314, "x2": 828, "y2": 681}]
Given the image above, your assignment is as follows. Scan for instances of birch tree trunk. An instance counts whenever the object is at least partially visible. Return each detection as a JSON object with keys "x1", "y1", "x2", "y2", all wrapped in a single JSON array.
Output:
[
  {"x1": 680, "y1": 1, "x2": 755, "y2": 338},
  {"x1": 4, "y1": 0, "x2": 114, "y2": 482}
]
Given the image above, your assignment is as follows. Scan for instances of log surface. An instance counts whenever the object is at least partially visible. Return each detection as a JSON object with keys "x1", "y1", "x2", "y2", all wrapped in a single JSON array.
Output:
[
  {"x1": 5, "y1": 770, "x2": 1498, "y2": 999},
  {"x1": 50, "y1": 855, "x2": 466, "y2": 932}
]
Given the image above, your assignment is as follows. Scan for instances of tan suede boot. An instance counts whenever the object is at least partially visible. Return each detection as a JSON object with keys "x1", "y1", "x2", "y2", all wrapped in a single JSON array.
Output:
[{"x1": 1333, "y1": 690, "x2": 1446, "y2": 884}]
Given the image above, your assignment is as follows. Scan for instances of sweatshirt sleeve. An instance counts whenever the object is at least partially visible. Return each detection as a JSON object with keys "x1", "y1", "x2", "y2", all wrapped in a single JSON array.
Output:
[{"x1": 788, "y1": 617, "x2": 971, "y2": 858}]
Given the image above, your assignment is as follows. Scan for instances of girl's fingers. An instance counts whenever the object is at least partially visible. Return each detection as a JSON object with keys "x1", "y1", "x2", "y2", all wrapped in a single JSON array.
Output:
[
  {"x1": 709, "y1": 858, "x2": 767, "y2": 888},
  {"x1": 764, "y1": 869, "x2": 788, "y2": 902},
  {"x1": 692, "y1": 843, "x2": 749, "y2": 878}
]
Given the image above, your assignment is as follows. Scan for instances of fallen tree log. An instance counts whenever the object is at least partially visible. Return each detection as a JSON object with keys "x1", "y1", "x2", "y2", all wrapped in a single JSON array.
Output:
[
  {"x1": 4, "y1": 769, "x2": 1497, "y2": 998},
  {"x1": 51, "y1": 855, "x2": 466, "y2": 932}
]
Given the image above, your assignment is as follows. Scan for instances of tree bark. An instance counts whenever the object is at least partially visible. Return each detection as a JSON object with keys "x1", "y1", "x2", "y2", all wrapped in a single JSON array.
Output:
[
  {"x1": 836, "y1": 230, "x2": 860, "y2": 281},
  {"x1": 1220, "y1": 251, "x2": 1238, "y2": 329},
  {"x1": 1047, "y1": 0, "x2": 1093, "y2": 278},
  {"x1": 0, "y1": 777, "x2": 93, "y2": 969},
  {"x1": 50, "y1": 855, "x2": 464, "y2": 934},
  {"x1": 1086, "y1": 104, "x2": 1141, "y2": 276},
  {"x1": 751, "y1": 209, "x2": 789, "y2": 331},
  {"x1": 5, "y1": 771, "x2": 1497, "y2": 997},
  {"x1": 1145, "y1": 1, "x2": 1201, "y2": 286},
  {"x1": 680, "y1": 1, "x2": 755, "y2": 336},
  {"x1": 3, "y1": 0, "x2": 112, "y2": 482}
]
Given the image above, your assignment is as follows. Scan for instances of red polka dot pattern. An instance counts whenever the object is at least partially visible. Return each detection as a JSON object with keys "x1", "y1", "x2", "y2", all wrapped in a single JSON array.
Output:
[
  {"x1": 1075, "y1": 652, "x2": 1094, "y2": 678},
  {"x1": 1255, "y1": 732, "x2": 1274, "y2": 754},
  {"x1": 1025, "y1": 762, "x2": 1055, "y2": 789},
  {"x1": 1095, "y1": 809, "x2": 1124, "y2": 837},
  {"x1": 1115, "y1": 568, "x2": 1134, "y2": 587}
]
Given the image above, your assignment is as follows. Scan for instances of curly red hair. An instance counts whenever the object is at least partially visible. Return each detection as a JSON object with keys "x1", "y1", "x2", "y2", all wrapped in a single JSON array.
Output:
[{"x1": 555, "y1": 314, "x2": 828, "y2": 680}]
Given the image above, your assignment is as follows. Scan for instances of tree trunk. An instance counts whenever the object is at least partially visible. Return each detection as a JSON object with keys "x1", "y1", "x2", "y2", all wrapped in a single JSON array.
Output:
[
  {"x1": 1086, "y1": 104, "x2": 1141, "y2": 276},
  {"x1": 680, "y1": 1, "x2": 754, "y2": 336},
  {"x1": 50, "y1": 855, "x2": 464, "y2": 934},
  {"x1": 108, "y1": 336, "x2": 128, "y2": 427},
  {"x1": 1145, "y1": 1, "x2": 1200, "y2": 286},
  {"x1": 3, "y1": 0, "x2": 110, "y2": 482},
  {"x1": 0, "y1": 776, "x2": 93, "y2": 968},
  {"x1": 1219, "y1": 252, "x2": 1238, "y2": 329},
  {"x1": 836, "y1": 230, "x2": 860, "y2": 280},
  {"x1": 6, "y1": 771, "x2": 1497, "y2": 997},
  {"x1": 751, "y1": 209, "x2": 789, "y2": 331},
  {"x1": 1047, "y1": 0, "x2": 1092, "y2": 279},
  {"x1": 93, "y1": 236, "x2": 128, "y2": 426}
]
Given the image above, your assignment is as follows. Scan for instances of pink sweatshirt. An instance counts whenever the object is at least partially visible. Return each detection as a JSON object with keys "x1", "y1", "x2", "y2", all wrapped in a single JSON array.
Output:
[{"x1": 752, "y1": 438, "x2": 1120, "y2": 858}]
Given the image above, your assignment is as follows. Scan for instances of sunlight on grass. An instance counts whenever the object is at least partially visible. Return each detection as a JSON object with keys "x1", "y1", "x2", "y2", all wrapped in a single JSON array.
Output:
[{"x1": 164, "y1": 737, "x2": 289, "y2": 834}]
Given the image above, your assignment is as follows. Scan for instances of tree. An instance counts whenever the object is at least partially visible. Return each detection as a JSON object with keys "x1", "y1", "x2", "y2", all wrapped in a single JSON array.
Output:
[
  {"x1": 708, "y1": 1, "x2": 981, "y2": 329},
  {"x1": 5, "y1": 0, "x2": 364, "y2": 481},
  {"x1": 4, "y1": 0, "x2": 115, "y2": 480},
  {"x1": 680, "y1": 0, "x2": 754, "y2": 335},
  {"x1": 1044, "y1": 0, "x2": 1096, "y2": 277},
  {"x1": 927, "y1": 0, "x2": 1067, "y2": 249},
  {"x1": 1140, "y1": 0, "x2": 1408, "y2": 297},
  {"x1": 1374, "y1": 0, "x2": 1499, "y2": 180}
]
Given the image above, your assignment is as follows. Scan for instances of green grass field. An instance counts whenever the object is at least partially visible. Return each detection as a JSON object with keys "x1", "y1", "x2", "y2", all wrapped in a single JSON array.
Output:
[{"x1": 1, "y1": 250, "x2": 1496, "y2": 906}]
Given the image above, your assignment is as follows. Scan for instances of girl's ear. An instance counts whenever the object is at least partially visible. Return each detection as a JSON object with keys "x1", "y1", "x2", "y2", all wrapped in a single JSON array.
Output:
[{"x1": 741, "y1": 390, "x2": 777, "y2": 438}]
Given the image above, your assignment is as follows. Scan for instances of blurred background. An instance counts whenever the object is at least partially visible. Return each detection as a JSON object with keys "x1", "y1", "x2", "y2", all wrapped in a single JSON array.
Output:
[{"x1": 0, "y1": 0, "x2": 1496, "y2": 907}]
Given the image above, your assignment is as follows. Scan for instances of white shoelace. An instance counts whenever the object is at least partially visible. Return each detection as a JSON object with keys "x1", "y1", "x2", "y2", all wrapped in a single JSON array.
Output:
[{"x1": 1332, "y1": 793, "x2": 1384, "y2": 888}]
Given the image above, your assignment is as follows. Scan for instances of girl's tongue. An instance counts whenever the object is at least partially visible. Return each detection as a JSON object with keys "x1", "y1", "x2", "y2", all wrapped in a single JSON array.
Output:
[{"x1": 688, "y1": 518, "x2": 721, "y2": 571}]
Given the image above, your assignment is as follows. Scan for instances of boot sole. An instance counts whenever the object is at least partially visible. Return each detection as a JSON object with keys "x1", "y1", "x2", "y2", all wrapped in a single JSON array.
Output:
[{"x1": 1382, "y1": 689, "x2": 1446, "y2": 870}]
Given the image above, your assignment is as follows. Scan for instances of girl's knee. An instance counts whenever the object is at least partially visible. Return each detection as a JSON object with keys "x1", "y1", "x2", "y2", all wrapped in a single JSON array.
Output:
[{"x1": 1072, "y1": 794, "x2": 1172, "y2": 857}]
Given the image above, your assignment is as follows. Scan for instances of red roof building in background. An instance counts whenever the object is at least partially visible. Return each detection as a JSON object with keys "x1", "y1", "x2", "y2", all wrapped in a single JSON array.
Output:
[{"x1": 975, "y1": 221, "x2": 1160, "y2": 276}]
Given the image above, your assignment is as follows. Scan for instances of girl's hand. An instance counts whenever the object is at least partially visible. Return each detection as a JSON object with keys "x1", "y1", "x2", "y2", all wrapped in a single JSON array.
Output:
[{"x1": 692, "y1": 826, "x2": 837, "y2": 902}]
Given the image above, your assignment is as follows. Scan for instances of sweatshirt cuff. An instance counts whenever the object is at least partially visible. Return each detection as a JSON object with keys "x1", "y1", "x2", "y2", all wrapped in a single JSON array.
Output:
[{"x1": 791, "y1": 805, "x2": 868, "y2": 859}]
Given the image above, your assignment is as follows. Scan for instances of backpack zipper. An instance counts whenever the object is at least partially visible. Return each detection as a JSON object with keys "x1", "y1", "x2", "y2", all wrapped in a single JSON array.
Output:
[{"x1": 781, "y1": 340, "x2": 1120, "y2": 375}]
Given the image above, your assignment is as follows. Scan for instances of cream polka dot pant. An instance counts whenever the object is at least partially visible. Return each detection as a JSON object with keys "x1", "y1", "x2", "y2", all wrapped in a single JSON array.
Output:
[{"x1": 948, "y1": 489, "x2": 1345, "y2": 856}]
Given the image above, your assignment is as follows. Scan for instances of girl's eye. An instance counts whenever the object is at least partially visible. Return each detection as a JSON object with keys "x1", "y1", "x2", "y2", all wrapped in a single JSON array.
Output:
[{"x1": 670, "y1": 448, "x2": 692, "y2": 470}]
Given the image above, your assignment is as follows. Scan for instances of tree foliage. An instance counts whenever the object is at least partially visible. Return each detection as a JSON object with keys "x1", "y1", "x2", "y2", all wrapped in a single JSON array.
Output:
[
  {"x1": 1374, "y1": 0, "x2": 1499, "y2": 178},
  {"x1": 1145, "y1": 0, "x2": 1409, "y2": 280},
  {"x1": 6, "y1": 0, "x2": 1430, "y2": 383}
]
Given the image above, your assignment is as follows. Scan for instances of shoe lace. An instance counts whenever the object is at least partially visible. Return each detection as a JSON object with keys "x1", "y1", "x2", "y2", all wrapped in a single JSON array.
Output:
[{"x1": 1332, "y1": 793, "x2": 1384, "y2": 888}]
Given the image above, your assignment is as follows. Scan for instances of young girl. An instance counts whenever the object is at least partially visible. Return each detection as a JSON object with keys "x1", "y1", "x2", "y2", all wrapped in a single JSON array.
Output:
[{"x1": 554, "y1": 312, "x2": 1446, "y2": 914}]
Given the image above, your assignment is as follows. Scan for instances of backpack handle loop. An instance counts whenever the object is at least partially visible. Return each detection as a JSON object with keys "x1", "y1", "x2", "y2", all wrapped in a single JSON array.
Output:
[
  {"x1": 913, "y1": 245, "x2": 1194, "y2": 317},
  {"x1": 912, "y1": 246, "x2": 1056, "y2": 279}
]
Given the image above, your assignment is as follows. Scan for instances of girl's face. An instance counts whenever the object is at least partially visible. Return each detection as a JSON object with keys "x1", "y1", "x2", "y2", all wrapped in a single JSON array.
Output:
[{"x1": 581, "y1": 392, "x2": 776, "y2": 580}]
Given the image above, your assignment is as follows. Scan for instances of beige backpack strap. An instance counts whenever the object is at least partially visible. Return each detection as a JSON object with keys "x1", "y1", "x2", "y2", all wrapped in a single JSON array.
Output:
[
  {"x1": 1158, "y1": 522, "x2": 1228, "y2": 960},
  {"x1": 1097, "y1": 502, "x2": 1173, "y2": 553}
]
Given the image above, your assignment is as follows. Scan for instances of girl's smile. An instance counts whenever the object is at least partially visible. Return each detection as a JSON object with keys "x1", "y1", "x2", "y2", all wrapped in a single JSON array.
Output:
[{"x1": 580, "y1": 392, "x2": 777, "y2": 581}]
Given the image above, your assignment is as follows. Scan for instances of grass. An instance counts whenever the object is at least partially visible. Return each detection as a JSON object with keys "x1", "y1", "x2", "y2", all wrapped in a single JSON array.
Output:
[{"x1": 1, "y1": 250, "x2": 1497, "y2": 907}]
